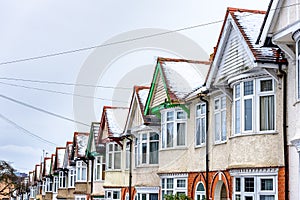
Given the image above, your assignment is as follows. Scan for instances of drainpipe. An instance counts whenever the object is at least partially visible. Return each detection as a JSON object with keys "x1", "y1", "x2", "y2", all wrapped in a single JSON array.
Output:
[
  {"x1": 200, "y1": 94, "x2": 209, "y2": 200},
  {"x1": 125, "y1": 135, "x2": 133, "y2": 200},
  {"x1": 278, "y1": 63, "x2": 289, "y2": 200},
  {"x1": 91, "y1": 157, "x2": 94, "y2": 196}
]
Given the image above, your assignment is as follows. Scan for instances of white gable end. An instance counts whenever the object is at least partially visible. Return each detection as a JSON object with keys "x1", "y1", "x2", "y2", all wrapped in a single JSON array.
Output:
[{"x1": 214, "y1": 25, "x2": 254, "y2": 86}]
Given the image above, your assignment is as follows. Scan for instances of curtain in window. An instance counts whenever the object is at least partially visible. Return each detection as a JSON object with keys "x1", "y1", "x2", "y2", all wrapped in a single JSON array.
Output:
[
  {"x1": 177, "y1": 123, "x2": 185, "y2": 146},
  {"x1": 260, "y1": 95, "x2": 274, "y2": 131},
  {"x1": 167, "y1": 123, "x2": 174, "y2": 147},
  {"x1": 196, "y1": 119, "x2": 200, "y2": 146}
]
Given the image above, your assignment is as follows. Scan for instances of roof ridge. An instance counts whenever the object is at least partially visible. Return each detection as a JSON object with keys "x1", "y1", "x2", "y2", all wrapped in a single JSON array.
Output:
[
  {"x1": 158, "y1": 57, "x2": 210, "y2": 65},
  {"x1": 227, "y1": 7, "x2": 266, "y2": 14}
]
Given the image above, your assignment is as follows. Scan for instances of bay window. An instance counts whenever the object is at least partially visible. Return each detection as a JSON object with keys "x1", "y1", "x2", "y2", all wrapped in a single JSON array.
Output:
[
  {"x1": 135, "y1": 132, "x2": 159, "y2": 166},
  {"x1": 161, "y1": 109, "x2": 187, "y2": 148},
  {"x1": 195, "y1": 103, "x2": 206, "y2": 146},
  {"x1": 58, "y1": 171, "x2": 66, "y2": 188},
  {"x1": 233, "y1": 78, "x2": 275, "y2": 135},
  {"x1": 214, "y1": 96, "x2": 226, "y2": 143},
  {"x1": 107, "y1": 143, "x2": 121, "y2": 170},
  {"x1": 69, "y1": 168, "x2": 76, "y2": 187},
  {"x1": 233, "y1": 176, "x2": 276, "y2": 200},
  {"x1": 76, "y1": 161, "x2": 87, "y2": 182}
]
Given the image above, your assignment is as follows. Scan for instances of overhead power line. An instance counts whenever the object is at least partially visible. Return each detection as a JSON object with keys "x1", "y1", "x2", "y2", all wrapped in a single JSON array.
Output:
[
  {"x1": 0, "y1": 81, "x2": 130, "y2": 103},
  {"x1": 0, "y1": 113, "x2": 57, "y2": 146},
  {"x1": 0, "y1": 94, "x2": 90, "y2": 127},
  {"x1": 0, "y1": 2, "x2": 299, "y2": 66},
  {"x1": 0, "y1": 77, "x2": 132, "y2": 90}
]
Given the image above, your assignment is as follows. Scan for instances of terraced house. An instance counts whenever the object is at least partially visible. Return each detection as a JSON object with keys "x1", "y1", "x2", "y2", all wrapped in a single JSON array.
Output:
[{"x1": 24, "y1": 1, "x2": 299, "y2": 200}]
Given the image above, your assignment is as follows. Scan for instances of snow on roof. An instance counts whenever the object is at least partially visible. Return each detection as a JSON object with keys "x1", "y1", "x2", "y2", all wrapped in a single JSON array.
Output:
[
  {"x1": 105, "y1": 107, "x2": 128, "y2": 137},
  {"x1": 137, "y1": 88, "x2": 149, "y2": 108},
  {"x1": 76, "y1": 133, "x2": 89, "y2": 158},
  {"x1": 56, "y1": 148, "x2": 65, "y2": 169},
  {"x1": 230, "y1": 8, "x2": 286, "y2": 63},
  {"x1": 160, "y1": 60, "x2": 210, "y2": 100}
]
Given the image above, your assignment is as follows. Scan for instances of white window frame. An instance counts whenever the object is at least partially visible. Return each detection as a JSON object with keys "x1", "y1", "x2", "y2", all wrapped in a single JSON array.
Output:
[
  {"x1": 297, "y1": 39, "x2": 300, "y2": 100},
  {"x1": 233, "y1": 175, "x2": 277, "y2": 200},
  {"x1": 94, "y1": 156, "x2": 103, "y2": 181},
  {"x1": 53, "y1": 176, "x2": 58, "y2": 193},
  {"x1": 45, "y1": 177, "x2": 52, "y2": 192},
  {"x1": 135, "y1": 132, "x2": 159, "y2": 166},
  {"x1": 76, "y1": 161, "x2": 87, "y2": 182},
  {"x1": 195, "y1": 182, "x2": 206, "y2": 200},
  {"x1": 58, "y1": 171, "x2": 66, "y2": 188},
  {"x1": 233, "y1": 78, "x2": 276, "y2": 135},
  {"x1": 105, "y1": 189, "x2": 121, "y2": 200},
  {"x1": 42, "y1": 180, "x2": 45, "y2": 195},
  {"x1": 214, "y1": 96, "x2": 226, "y2": 143},
  {"x1": 75, "y1": 195, "x2": 86, "y2": 200},
  {"x1": 69, "y1": 168, "x2": 76, "y2": 187},
  {"x1": 107, "y1": 142, "x2": 122, "y2": 170},
  {"x1": 195, "y1": 103, "x2": 206, "y2": 147},
  {"x1": 161, "y1": 109, "x2": 187, "y2": 149},
  {"x1": 161, "y1": 174, "x2": 188, "y2": 199}
]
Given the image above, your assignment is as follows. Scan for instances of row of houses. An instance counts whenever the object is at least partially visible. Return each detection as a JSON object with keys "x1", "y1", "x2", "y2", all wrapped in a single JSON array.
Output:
[{"x1": 19, "y1": 1, "x2": 300, "y2": 200}]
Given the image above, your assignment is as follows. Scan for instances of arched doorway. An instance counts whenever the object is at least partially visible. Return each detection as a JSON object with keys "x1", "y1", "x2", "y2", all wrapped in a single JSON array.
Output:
[{"x1": 214, "y1": 181, "x2": 228, "y2": 200}]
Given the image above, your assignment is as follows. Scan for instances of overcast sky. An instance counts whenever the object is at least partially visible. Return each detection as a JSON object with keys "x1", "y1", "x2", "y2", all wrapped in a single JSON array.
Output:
[{"x1": 0, "y1": 1, "x2": 270, "y2": 173}]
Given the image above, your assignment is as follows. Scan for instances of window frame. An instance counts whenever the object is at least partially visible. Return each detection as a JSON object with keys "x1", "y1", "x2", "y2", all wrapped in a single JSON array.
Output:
[
  {"x1": 69, "y1": 168, "x2": 76, "y2": 187},
  {"x1": 233, "y1": 78, "x2": 276, "y2": 135},
  {"x1": 58, "y1": 171, "x2": 66, "y2": 188},
  {"x1": 195, "y1": 103, "x2": 206, "y2": 147},
  {"x1": 135, "y1": 132, "x2": 159, "y2": 167},
  {"x1": 105, "y1": 189, "x2": 121, "y2": 200},
  {"x1": 161, "y1": 175, "x2": 188, "y2": 199},
  {"x1": 161, "y1": 109, "x2": 187, "y2": 149},
  {"x1": 76, "y1": 161, "x2": 87, "y2": 182},
  {"x1": 94, "y1": 156, "x2": 103, "y2": 181},
  {"x1": 297, "y1": 39, "x2": 300, "y2": 100},
  {"x1": 214, "y1": 96, "x2": 227, "y2": 143},
  {"x1": 195, "y1": 182, "x2": 206, "y2": 200},
  {"x1": 45, "y1": 177, "x2": 52, "y2": 192},
  {"x1": 106, "y1": 142, "x2": 122, "y2": 170},
  {"x1": 53, "y1": 176, "x2": 58, "y2": 193}
]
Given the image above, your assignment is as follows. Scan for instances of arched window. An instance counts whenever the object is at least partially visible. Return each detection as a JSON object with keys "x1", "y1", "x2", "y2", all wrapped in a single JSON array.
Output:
[{"x1": 195, "y1": 182, "x2": 205, "y2": 200}]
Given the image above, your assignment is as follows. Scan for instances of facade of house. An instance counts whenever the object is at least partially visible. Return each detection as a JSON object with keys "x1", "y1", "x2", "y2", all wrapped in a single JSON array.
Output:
[
  {"x1": 23, "y1": 1, "x2": 300, "y2": 200},
  {"x1": 256, "y1": 0, "x2": 300, "y2": 199}
]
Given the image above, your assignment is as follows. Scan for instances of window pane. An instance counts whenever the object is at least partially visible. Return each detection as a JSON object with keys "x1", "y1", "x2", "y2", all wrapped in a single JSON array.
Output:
[
  {"x1": 142, "y1": 143, "x2": 147, "y2": 164},
  {"x1": 244, "y1": 99, "x2": 253, "y2": 131},
  {"x1": 261, "y1": 179, "x2": 273, "y2": 191},
  {"x1": 245, "y1": 197, "x2": 253, "y2": 200},
  {"x1": 150, "y1": 132, "x2": 159, "y2": 140},
  {"x1": 177, "y1": 111, "x2": 186, "y2": 119},
  {"x1": 167, "y1": 123, "x2": 174, "y2": 147},
  {"x1": 215, "y1": 113, "x2": 220, "y2": 141},
  {"x1": 177, "y1": 179, "x2": 186, "y2": 188},
  {"x1": 196, "y1": 105, "x2": 201, "y2": 117},
  {"x1": 167, "y1": 179, "x2": 173, "y2": 189},
  {"x1": 235, "y1": 100, "x2": 241, "y2": 134},
  {"x1": 221, "y1": 97, "x2": 226, "y2": 109},
  {"x1": 244, "y1": 81, "x2": 253, "y2": 95},
  {"x1": 201, "y1": 118, "x2": 205, "y2": 144},
  {"x1": 215, "y1": 99, "x2": 220, "y2": 110},
  {"x1": 201, "y1": 104, "x2": 206, "y2": 114},
  {"x1": 244, "y1": 178, "x2": 254, "y2": 192},
  {"x1": 150, "y1": 141, "x2": 158, "y2": 164},
  {"x1": 196, "y1": 119, "x2": 201, "y2": 146},
  {"x1": 221, "y1": 111, "x2": 226, "y2": 141},
  {"x1": 149, "y1": 194, "x2": 158, "y2": 200},
  {"x1": 260, "y1": 195, "x2": 275, "y2": 200},
  {"x1": 235, "y1": 84, "x2": 240, "y2": 98},
  {"x1": 260, "y1": 96, "x2": 274, "y2": 131},
  {"x1": 114, "y1": 152, "x2": 121, "y2": 169},
  {"x1": 162, "y1": 125, "x2": 166, "y2": 148},
  {"x1": 177, "y1": 123, "x2": 186, "y2": 146},
  {"x1": 167, "y1": 111, "x2": 174, "y2": 121},
  {"x1": 235, "y1": 178, "x2": 241, "y2": 192},
  {"x1": 196, "y1": 183, "x2": 205, "y2": 191},
  {"x1": 261, "y1": 80, "x2": 273, "y2": 92}
]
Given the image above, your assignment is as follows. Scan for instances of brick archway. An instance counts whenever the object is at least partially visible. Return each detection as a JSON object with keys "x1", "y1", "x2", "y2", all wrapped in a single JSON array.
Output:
[{"x1": 210, "y1": 172, "x2": 230, "y2": 200}]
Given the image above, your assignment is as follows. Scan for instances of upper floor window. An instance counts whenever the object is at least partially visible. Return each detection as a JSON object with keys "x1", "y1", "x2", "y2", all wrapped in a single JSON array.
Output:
[
  {"x1": 195, "y1": 103, "x2": 206, "y2": 147},
  {"x1": 69, "y1": 168, "x2": 76, "y2": 187},
  {"x1": 107, "y1": 143, "x2": 121, "y2": 170},
  {"x1": 135, "y1": 132, "x2": 159, "y2": 166},
  {"x1": 233, "y1": 78, "x2": 275, "y2": 135},
  {"x1": 94, "y1": 156, "x2": 103, "y2": 181},
  {"x1": 53, "y1": 176, "x2": 58, "y2": 193},
  {"x1": 214, "y1": 96, "x2": 226, "y2": 143},
  {"x1": 76, "y1": 161, "x2": 87, "y2": 182},
  {"x1": 161, "y1": 109, "x2": 187, "y2": 149},
  {"x1": 58, "y1": 171, "x2": 66, "y2": 188},
  {"x1": 45, "y1": 177, "x2": 52, "y2": 192},
  {"x1": 297, "y1": 39, "x2": 300, "y2": 100}
]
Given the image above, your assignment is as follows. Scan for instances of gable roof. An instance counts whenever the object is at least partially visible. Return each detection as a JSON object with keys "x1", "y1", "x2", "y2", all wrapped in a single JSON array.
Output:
[
  {"x1": 98, "y1": 106, "x2": 129, "y2": 141},
  {"x1": 43, "y1": 157, "x2": 51, "y2": 177},
  {"x1": 144, "y1": 57, "x2": 210, "y2": 115},
  {"x1": 123, "y1": 86, "x2": 150, "y2": 131},
  {"x1": 207, "y1": 7, "x2": 287, "y2": 88},
  {"x1": 53, "y1": 147, "x2": 65, "y2": 171},
  {"x1": 86, "y1": 122, "x2": 101, "y2": 158},
  {"x1": 72, "y1": 132, "x2": 89, "y2": 159},
  {"x1": 63, "y1": 141, "x2": 73, "y2": 168}
]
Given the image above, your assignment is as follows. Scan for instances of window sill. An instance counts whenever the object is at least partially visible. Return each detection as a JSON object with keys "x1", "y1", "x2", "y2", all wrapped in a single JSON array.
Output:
[
  {"x1": 105, "y1": 169, "x2": 122, "y2": 172},
  {"x1": 160, "y1": 146, "x2": 188, "y2": 151},
  {"x1": 229, "y1": 131, "x2": 278, "y2": 139},
  {"x1": 135, "y1": 164, "x2": 159, "y2": 168},
  {"x1": 195, "y1": 144, "x2": 206, "y2": 149},
  {"x1": 214, "y1": 141, "x2": 227, "y2": 146}
]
